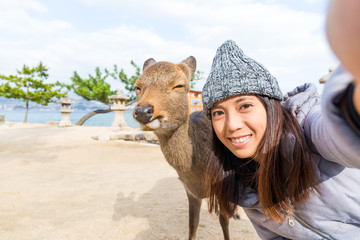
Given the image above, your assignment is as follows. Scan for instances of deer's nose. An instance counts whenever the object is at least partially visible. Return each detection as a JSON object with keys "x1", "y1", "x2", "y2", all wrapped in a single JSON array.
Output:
[{"x1": 134, "y1": 105, "x2": 154, "y2": 124}]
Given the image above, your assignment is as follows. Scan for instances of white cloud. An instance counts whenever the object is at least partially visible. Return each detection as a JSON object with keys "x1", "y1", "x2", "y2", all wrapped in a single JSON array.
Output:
[
  {"x1": 0, "y1": 0, "x2": 338, "y2": 94},
  {"x1": 0, "y1": 0, "x2": 48, "y2": 13},
  {"x1": 0, "y1": 0, "x2": 73, "y2": 36}
]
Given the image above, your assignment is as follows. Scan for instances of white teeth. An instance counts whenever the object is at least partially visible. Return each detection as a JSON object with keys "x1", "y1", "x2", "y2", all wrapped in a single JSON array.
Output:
[{"x1": 231, "y1": 135, "x2": 250, "y2": 143}]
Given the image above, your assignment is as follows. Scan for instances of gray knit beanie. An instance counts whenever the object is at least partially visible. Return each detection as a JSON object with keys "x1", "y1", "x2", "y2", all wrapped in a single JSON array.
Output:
[{"x1": 202, "y1": 40, "x2": 283, "y2": 118}]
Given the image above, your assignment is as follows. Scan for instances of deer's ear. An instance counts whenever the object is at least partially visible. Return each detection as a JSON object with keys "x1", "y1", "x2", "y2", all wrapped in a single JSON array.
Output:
[
  {"x1": 143, "y1": 58, "x2": 156, "y2": 71},
  {"x1": 178, "y1": 56, "x2": 196, "y2": 79}
]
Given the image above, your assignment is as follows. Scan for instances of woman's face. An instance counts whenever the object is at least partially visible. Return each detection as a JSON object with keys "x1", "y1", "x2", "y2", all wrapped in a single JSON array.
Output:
[{"x1": 211, "y1": 94, "x2": 267, "y2": 159}]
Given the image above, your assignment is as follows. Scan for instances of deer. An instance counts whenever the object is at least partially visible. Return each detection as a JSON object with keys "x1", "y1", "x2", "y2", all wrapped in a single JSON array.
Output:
[{"x1": 133, "y1": 56, "x2": 233, "y2": 240}]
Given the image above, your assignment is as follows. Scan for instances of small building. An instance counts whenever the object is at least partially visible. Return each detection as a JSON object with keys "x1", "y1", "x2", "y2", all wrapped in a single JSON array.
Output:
[{"x1": 188, "y1": 90, "x2": 203, "y2": 114}]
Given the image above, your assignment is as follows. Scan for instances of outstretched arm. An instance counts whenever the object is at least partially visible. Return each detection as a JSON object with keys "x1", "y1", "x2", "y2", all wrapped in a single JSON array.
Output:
[{"x1": 326, "y1": 0, "x2": 360, "y2": 115}]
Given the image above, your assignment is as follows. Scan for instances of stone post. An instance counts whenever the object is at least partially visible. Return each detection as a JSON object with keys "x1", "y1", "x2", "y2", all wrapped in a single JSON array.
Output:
[
  {"x1": 58, "y1": 96, "x2": 75, "y2": 127},
  {"x1": 108, "y1": 89, "x2": 129, "y2": 128},
  {"x1": 0, "y1": 115, "x2": 4, "y2": 126}
]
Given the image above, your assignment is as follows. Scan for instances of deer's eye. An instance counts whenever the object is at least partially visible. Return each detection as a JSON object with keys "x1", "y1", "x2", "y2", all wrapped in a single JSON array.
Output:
[
  {"x1": 173, "y1": 85, "x2": 185, "y2": 90},
  {"x1": 135, "y1": 86, "x2": 141, "y2": 92}
]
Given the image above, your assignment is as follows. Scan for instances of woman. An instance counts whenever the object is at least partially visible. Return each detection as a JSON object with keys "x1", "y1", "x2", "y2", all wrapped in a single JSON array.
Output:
[{"x1": 202, "y1": 40, "x2": 360, "y2": 239}]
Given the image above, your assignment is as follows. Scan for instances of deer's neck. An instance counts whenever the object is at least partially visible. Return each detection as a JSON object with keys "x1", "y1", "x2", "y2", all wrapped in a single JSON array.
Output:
[{"x1": 155, "y1": 120, "x2": 193, "y2": 172}]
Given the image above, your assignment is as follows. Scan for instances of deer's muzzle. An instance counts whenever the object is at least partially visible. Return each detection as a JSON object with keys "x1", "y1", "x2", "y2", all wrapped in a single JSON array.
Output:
[{"x1": 134, "y1": 105, "x2": 154, "y2": 124}]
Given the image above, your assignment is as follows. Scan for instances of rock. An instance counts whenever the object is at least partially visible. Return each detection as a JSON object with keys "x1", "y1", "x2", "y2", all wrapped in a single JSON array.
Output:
[
  {"x1": 98, "y1": 135, "x2": 110, "y2": 141},
  {"x1": 143, "y1": 132, "x2": 158, "y2": 144},
  {"x1": 47, "y1": 121, "x2": 59, "y2": 126},
  {"x1": 92, "y1": 130, "x2": 158, "y2": 144}
]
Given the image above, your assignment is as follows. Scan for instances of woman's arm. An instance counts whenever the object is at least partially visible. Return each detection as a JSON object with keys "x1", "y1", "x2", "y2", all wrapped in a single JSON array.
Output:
[
  {"x1": 326, "y1": 0, "x2": 360, "y2": 115},
  {"x1": 306, "y1": 67, "x2": 360, "y2": 168}
]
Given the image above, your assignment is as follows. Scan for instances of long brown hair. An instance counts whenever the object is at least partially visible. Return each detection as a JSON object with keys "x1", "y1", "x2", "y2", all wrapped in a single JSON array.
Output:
[{"x1": 205, "y1": 96, "x2": 316, "y2": 222}]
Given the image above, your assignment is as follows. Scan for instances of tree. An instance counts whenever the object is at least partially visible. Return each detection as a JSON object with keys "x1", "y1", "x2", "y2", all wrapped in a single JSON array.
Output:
[
  {"x1": 117, "y1": 60, "x2": 141, "y2": 101},
  {"x1": 0, "y1": 62, "x2": 67, "y2": 123},
  {"x1": 191, "y1": 70, "x2": 204, "y2": 89},
  {"x1": 70, "y1": 67, "x2": 117, "y2": 126}
]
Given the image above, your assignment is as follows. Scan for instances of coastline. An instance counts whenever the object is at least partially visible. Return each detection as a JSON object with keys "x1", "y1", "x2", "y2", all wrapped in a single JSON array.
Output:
[{"x1": 0, "y1": 108, "x2": 139, "y2": 128}]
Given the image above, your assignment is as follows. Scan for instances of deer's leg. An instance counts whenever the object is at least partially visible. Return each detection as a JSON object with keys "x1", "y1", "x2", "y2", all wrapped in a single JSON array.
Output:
[
  {"x1": 219, "y1": 212, "x2": 230, "y2": 240},
  {"x1": 186, "y1": 190, "x2": 202, "y2": 240}
]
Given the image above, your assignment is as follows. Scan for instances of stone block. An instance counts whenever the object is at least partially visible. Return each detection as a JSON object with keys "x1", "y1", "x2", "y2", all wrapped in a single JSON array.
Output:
[
  {"x1": 47, "y1": 121, "x2": 59, "y2": 126},
  {"x1": 134, "y1": 133, "x2": 145, "y2": 141},
  {"x1": 143, "y1": 132, "x2": 159, "y2": 144}
]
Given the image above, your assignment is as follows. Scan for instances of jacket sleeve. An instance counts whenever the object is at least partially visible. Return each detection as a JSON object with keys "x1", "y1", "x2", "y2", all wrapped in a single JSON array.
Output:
[
  {"x1": 248, "y1": 218, "x2": 291, "y2": 240},
  {"x1": 304, "y1": 66, "x2": 360, "y2": 168}
]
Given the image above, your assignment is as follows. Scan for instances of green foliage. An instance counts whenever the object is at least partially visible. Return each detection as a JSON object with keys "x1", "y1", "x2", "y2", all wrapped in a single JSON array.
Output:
[
  {"x1": 70, "y1": 67, "x2": 117, "y2": 106},
  {"x1": 191, "y1": 70, "x2": 204, "y2": 89},
  {"x1": 0, "y1": 62, "x2": 68, "y2": 122},
  {"x1": 0, "y1": 62, "x2": 67, "y2": 105},
  {"x1": 117, "y1": 61, "x2": 141, "y2": 101}
]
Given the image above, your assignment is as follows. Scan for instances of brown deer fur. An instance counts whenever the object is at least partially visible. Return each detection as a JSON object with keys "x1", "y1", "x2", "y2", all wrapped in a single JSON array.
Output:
[{"x1": 133, "y1": 56, "x2": 231, "y2": 240}]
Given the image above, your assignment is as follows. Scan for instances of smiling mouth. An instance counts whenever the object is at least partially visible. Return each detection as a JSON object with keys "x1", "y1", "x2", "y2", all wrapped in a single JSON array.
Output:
[{"x1": 229, "y1": 135, "x2": 251, "y2": 143}]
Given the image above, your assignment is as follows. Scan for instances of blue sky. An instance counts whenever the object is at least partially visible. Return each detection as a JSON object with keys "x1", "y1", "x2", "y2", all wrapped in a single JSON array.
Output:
[{"x1": 0, "y1": 0, "x2": 338, "y2": 95}]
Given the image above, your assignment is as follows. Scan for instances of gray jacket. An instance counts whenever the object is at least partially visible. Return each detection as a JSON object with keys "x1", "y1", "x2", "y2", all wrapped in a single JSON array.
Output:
[{"x1": 239, "y1": 66, "x2": 360, "y2": 240}]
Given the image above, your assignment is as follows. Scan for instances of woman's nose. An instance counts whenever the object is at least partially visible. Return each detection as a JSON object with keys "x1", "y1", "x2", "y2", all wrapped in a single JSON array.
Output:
[{"x1": 225, "y1": 113, "x2": 244, "y2": 132}]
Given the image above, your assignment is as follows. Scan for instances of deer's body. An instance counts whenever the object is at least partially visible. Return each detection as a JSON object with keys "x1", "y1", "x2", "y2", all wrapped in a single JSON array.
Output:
[
  {"x1": 133, "y1": 57, "x2": 231, "y2": 240},
  {"x1": 157, "y1": 111, "x2": 210, "y2": 196}
]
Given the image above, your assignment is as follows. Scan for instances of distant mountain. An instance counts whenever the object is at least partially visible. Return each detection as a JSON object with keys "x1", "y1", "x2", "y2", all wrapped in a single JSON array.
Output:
[{"x1": 0, "y1": 97, "x2": 109, "y2": 111}]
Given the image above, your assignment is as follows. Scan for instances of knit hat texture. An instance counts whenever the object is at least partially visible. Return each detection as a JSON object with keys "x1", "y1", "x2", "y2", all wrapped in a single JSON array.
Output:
[{"x1": 202, "y1": 40, "x2": 283, "y2": 117}]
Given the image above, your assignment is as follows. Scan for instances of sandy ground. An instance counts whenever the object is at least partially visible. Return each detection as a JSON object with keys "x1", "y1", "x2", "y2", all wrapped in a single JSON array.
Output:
[{"x1": 0, "y1": 122, "x2": 260, "y2": 240}]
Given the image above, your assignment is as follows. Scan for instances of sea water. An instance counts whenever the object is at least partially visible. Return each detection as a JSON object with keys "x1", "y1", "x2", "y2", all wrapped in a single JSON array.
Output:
[{"x1": 0, "y1": 108, "x2": 139, "y2": 128}]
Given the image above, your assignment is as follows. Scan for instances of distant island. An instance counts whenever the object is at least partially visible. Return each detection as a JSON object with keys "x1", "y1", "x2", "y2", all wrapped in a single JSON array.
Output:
[{"x1": 0, "y1": 97, "x2": 111, "y2": 112}]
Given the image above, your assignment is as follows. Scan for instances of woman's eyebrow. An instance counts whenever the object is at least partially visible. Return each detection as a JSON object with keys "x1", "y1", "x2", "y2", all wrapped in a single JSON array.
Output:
[
  {"x1": 235, "y1": 96, "x2": 254, "y2": 103},
  {"x1": 235, "y1": 97, "x2": 247, "y2": 103},
  {"x1": 212, "y1": 96, "x2": 254, "y2": 109},
  {"x1": 212, "y1": 104, "x2": 223, "y2": 110}
]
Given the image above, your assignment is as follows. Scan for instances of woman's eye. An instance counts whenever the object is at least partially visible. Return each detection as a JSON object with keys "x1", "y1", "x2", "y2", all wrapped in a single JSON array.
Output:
[
  {"x1": 212, "y1": 111, "x2": 223, "y2": 117},
  {"x1": 240, "y1": 104, "x2": 251, "y2": 110}
]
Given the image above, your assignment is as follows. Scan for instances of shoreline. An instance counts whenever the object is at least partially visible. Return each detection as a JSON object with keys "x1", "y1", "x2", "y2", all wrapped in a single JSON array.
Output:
[{"x1": 0, "y1": 109, "x2": 139, "y2": 128}]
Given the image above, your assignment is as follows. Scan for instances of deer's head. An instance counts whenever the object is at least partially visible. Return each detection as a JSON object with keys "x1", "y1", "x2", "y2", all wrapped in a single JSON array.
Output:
[{"x1": 133, "y1": 56, "x2": 196, "y2": 132}]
